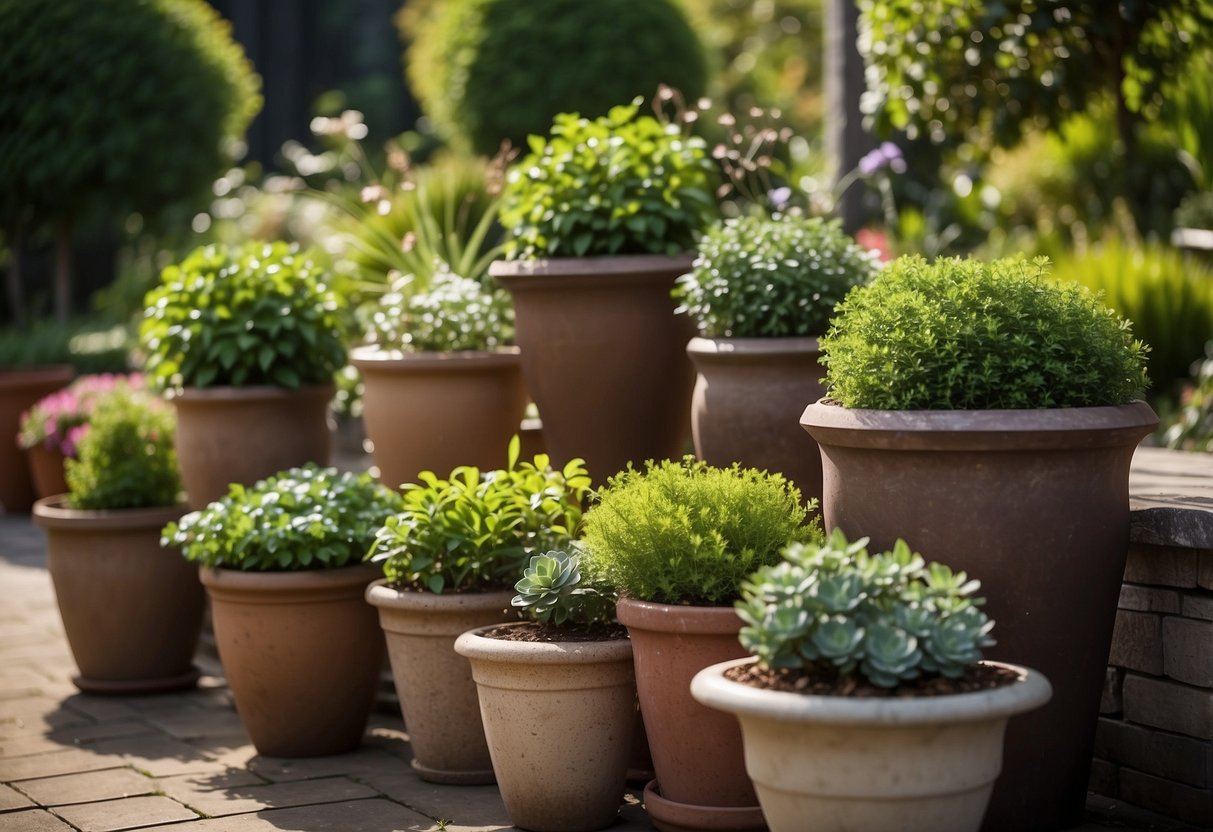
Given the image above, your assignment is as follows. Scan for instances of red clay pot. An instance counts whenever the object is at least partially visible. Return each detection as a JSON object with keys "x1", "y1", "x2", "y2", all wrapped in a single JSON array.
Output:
[
  {"x1": 489, "y1": 256, "x2": 696, "y2": 482},
  {"x1": 0, "y1": 366, "x2": 73, "y2": 512},
  {"x1": 800, "y1": 400, "x2": 1158, "y2": 832},
  {"x1": 28, "y1": 444, "x2": 68, "y2": 500},
  {"x1": 615, "y1": 598, "x2": 766, "y2": 832}
]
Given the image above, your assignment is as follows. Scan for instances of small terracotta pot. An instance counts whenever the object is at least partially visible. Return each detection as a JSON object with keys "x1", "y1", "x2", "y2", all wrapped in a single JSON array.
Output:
[
  {"x1": 0, "y1": 366, "x2": 73, "y2": 512},
  {"x1": 615, "y1": 598, "x2": 765, "y2": 832},
  {"x1": 489, "y1": 255, "x2": 696, "y2": 482},
  {"x1": 28, "y1": 444, "x2": 69, "y2": 500},
  {"x1": 201, "y1": 563, "x2": 383, "y2": 757},
  {"x1": 172, "y1": 384, "x2": 334, "y2": 509},
  {"x1": 691, "y1": 658, "x2": 1053, "y2": 832},
  {"x1": 686, "y1": 336, "x2": 825, "y2": 507},
  {"x1": 33, "y1": 497, "x2": 202, "y2": 693},
  {"x1": 365, "y1": 581, "x2": 514, "y2": 783},
  {"x1": 351, "y1": 346, "x2": 527, "y2": 487},
  {"x1": 456, "y1": 623, "x2": 637, "y2": 832}
]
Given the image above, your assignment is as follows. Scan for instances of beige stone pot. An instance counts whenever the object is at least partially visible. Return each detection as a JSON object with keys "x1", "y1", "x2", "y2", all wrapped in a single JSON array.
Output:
[
  {"x1": 691, "y1": 658, "x2": 1053, "y2": 832},
  {"x1": 350, "y1": 346, "x2": 527, "y2": 488},
  {"x1": 365, "y1": 580, "x2": 514, "y2": 784},
  {"x1": 33, "y1": 497, "x2": 201, "y2": 693},
  {"x1": 455, "y1": 623, "x2": 637, "y2": 832},
  {"x1": 0, "y1": 366, "x2": 73, "y2": 512},
  {"x1": 172, "y1": 384, "x2": 333, "y2": 509},
  {"x1": 201, "y1": 563, "x2": 383, "y2": 757}
]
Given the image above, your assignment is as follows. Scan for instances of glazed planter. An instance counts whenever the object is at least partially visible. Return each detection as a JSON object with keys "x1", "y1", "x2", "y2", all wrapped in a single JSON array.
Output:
[
  {"x1": 691, "y1": 658, "x2": 1054, "y2": 832},
  {"x1": 489, "y1": 256, "x2": 696, "y2": 482},
  {"x1": 350, "y1": 346, "x2": 527, "y2": 487},
  {"x1": 32, "y1": 497, "x2": 202, "y2": 693},
  {"x1": 172, "y1": 383, "x2": 333, "y2": 509},
  {"x1": 0, "y1": 366, "x2": 73, "y2": 512},
  {"x1": 28, "y1": 444, "x2": 69, "y2": 500},
  {"x1": 455, "y1": 623, "x2": 637, "y2": 832},
  {"x1": 201, "y1": 563, "x2": 383, "y2": 757},
  {"x1": 365, "y1": 581, "x2": 514, "y2": 784},
  {"x1": 800, "y1": 400, "x2": 1158, "y2": 832},
  {"x1": 686, "y1": 337, "x2": 826, "y2": 507},
  {"x1": 615, "y1": 598, "x2": 765, "y2": 832}
]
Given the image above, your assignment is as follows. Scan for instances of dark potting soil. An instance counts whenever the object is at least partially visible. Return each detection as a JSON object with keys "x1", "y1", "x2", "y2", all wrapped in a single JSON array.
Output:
[
  {"x1": 724, "y1": 661, "x2": 1020, "y2": 698},
  {"x1": 480, "y1": 621, "x2": 629, "y2": 643}
]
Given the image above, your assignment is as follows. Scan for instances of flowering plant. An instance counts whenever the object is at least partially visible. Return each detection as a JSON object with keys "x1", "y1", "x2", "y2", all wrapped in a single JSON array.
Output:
[{"x1": 18, "y1": 374, "x2": 145, "y2": 457}]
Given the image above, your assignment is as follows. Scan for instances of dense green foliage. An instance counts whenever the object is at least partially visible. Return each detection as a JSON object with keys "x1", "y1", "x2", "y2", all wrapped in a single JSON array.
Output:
[
  {"x1": 675, "y1": 214, "x2": 879, "y2": 338},
  {"x1": 1176, "y1": 191, "x2": 1213, "y2": 229},
  {"x1": 401, "y1": 0, "x2": 707, "y2": 155},
  {"x1": 367, "y1": 440, "x2": 591, "y2": 593},
  {"x1": 358, "y1": 266, "x2": 513, "y2": 353},
  {"x1": 140, "y1": 242, "x2": 347, "y2": 392},
  {"x1": 166, "y1": 465, "x2": 404, "y2": 571},
  {"x1": 1049, "y1": 239, "x2": 1213, "y2": 393},
  {"x1": 0, "y1": 321, "x2": 131, "y2": 373},
  {"x1": 65, "y1": 389, "x2": 179, "y2": 510},
  {"x1": 0, "y1": 0, "x2": 260, "y2": 232},
  {"x1": 820, "y1": 256, "x2": 1150, "y2": 410},
  {"x1": 737, "y1": 530, "x2": 995, "y2": 688},
  {"x1": 581, "y1": 459, "x2": 816, "y2": 606},
  {"x1": 499, "y1": 103, "x2": 717, "y2": 258},
  {"x1": 1164, "y1": 343, "x2": 1213, "y2": 452},
  {"x1": 511, "y1": 550, "x2": 617, "y2": 628}
]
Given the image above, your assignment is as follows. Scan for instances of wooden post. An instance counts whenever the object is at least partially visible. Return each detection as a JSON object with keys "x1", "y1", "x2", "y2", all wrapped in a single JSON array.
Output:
[{"x1": 825, "y1": 0, "x2": 874, "y2": 234}]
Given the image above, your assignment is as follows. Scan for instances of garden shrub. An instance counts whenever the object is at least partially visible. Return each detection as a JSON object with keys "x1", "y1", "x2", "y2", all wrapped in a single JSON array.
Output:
[
  {"x1": 1163, "y1": 342, "x2": 1213, "y2": 453},
  {"x1": 400, "y1": 0, "x2": 707, "y2": 155}
]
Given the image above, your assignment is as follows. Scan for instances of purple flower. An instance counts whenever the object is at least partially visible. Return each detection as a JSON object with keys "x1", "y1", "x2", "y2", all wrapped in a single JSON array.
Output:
[
  {"x1": 768, "y1": 187, "x2": 793, "y2": 210},
  {"x1": 858, "y1": 142, "x2": 906, "y2": 176}
]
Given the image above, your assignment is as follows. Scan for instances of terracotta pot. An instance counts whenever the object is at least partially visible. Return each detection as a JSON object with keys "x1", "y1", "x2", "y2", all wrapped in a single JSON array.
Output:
[
  {"x1": 686, "y1": 337, "x2": 825, "y2": 507},
  {"x1": 615, "y1": 598, "x2": 765, "y2": 832},
  {"x1": 455, "y1": 623, "x2": 637, "y2": 832},
  {"x1": 201, "y1": 563, "x2": 383, "y2": 757},
  {"x1": 0, "y1": 366, "x2": 73, "y2": 512},
  {"x1": 32, "y1": 497, "x2": 202, "y2": 693},
  {"x1": 172, "y1": 383, "x2": 334, "y2": 509},
  {"x1": 691, "y1": 658, "x2": 1053, "y2": 832},
  {"x1": 28, "y1": 444, "x2": 68, "y2": 500},
  {"x1": 800, "y1": 400, "x2": 1158, "y2": 832},
  {"x1": 489, "y1": 256, "x2": 696, "y2": 482},
  {"x1": 365, "y1": 581, "x2": 514, "y2": 783},
  {"x1": 351, "y1": 346, "x2": 527, "y2": 487}
]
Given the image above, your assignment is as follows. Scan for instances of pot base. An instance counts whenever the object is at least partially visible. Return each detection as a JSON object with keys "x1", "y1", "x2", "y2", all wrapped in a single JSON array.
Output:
[
  {"x1": 73, "y1": 665, "x2": 201, "y2": 696},
  {"x1": 643, "y1": 780, "x2": 766, "y2": 832},
  {"x1": 411, "y1": 758, "x2": 496, "y2": 786}
]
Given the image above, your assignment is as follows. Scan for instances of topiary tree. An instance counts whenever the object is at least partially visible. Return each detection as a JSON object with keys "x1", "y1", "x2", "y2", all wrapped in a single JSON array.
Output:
[
  {"x1": 399, "y1": 0, "x2": 708, "y2": 155},
  {"x1": 0, "y1": 0, "x2": 261, "y2": 324}
]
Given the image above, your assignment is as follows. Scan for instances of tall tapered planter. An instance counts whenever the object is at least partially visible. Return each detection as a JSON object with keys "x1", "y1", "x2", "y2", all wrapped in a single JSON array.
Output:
[
  {"x1": 0, "y1": 366, "x2": 73, "y2": 512},
  {"x1": 800, "y1": 400, "x2": 1157, "y2": 832},
  {"x1": 33, "y1": 497, "x2": 202, "y2": 693},
  {"x1": 489, "y1": 256, "x2": 695, "y2": 481}
]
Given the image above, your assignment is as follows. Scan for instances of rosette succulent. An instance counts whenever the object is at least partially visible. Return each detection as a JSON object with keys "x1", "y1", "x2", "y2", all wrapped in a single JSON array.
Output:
[{"x1": 511, "y1": 549, "x2": 615, "y2": 627}]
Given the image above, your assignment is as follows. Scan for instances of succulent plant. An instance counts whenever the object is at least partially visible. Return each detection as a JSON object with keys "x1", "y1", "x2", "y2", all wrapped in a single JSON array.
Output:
[
  {"x1": 511, "y1": 549, "x2": 615, "y2": 627},
  {"x1": 736, "y1": 529, "x2": 995, "y2": 688}
]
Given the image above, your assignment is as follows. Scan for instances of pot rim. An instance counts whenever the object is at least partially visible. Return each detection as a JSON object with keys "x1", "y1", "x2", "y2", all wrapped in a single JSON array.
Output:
[
  {"x1": 454, "y1": 621, "x2": 633, "y2": 664},
  {"x1": 365, "y1": 578, "x2": 515, "y2": 611},
  {"x1": 172, "y1": 382, "x2": 336, "y2": 404},
  {"x1": 0, "y1": 365, "x2": 75, "y2": 389},
  {"x1": 489, "y1": 253, "x2": 694, "y2": 281},
  {"x1": 200, "y1": 562, "x2": 381, "y2": 593},
  {"x1": 686, "y1": 336, "x2": 822, "y2": 358},
  {"x1": 615, "y1": 596, "x2": 743, "y2": 635},
  {"x1": 691, "y1": 657, "x2": 1053, "y2": 726},
  {"x1": 32, "y1": 495, "x2": 186, "y2": 531},
  {"x1": 350, "y1": 345, "x2": 521, "y2": 369}
]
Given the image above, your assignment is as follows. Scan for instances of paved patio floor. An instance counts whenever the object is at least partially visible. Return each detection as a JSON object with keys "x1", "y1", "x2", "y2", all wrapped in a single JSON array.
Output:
[{"x1": 0, "y1": 512, "x2": 1202, "y2": 832}]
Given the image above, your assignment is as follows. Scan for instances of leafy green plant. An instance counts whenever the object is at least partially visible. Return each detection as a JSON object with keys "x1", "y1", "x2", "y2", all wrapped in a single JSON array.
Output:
[
  {"x1": 366, "y1": 439, "x2": 591, "y2": 593},
  {"x1": 674, "y1": 214, "x2": 879, "y2": 338},
  {"x1": 400, "y1": 0, "x2": 707, "y2": 155},
  {"x1": 357, "y1": 265, "x2": 513, "y2": 353},
  {"x1": 1163, "y1": 341, "x2": 1213, "y2": 452},
  {"x1": 139, "y1": 241, "x2": 347, "y2": 393},
  {"x1": 498, "y1": 102, "x2": 718, "y2": 258},
  {"x1": 736, "y1": 529, "x2": 995, "y2": 688},
  {"x1": 166, "y1": 465, "x2": 404, "y2": 571},
  {"x1": 580, "y1": 458, "x2": 817, "y2": 605},
  {"x1": 820, "y1": 255, "x2": 1150, "y2": 410},
  {"x1": 1176, "y1": 191, "x2": 1213, "y2": 229},
  {"x1": 511, "y1": 550, "x2": 616, "y2": 627},
  {"x1": 65, "y1": 388, "x2": 180, "y2": 511}
]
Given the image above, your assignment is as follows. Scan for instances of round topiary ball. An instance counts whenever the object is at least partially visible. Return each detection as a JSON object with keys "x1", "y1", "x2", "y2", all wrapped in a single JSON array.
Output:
[
  {"x1": 0, "y1": 0, "x2": 260, "y2": 231},
  {"x1": 403, "y1": 0, "x2": 707, "y2": 155}
]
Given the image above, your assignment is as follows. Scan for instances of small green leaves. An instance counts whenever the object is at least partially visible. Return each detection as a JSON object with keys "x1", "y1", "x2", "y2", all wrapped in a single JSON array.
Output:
[{"x1": 737, "y1": 529, "x2": 996, "y2": 688}]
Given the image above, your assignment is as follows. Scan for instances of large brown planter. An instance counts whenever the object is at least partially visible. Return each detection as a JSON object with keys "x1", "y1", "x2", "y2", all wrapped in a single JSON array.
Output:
[
  {"x1": 365, "y1": 581, "x2": 514, "y2": 784},
  {"x1": 686, "y1": 337, "x2": 825, "y2": 507},
  {"x1": 800, "y1": 400, "x2": 1158, "y2": 832},
  {"x1": 456, "y1": 623, "x2": 637, "y2": 832},
  {"x1": 0, "y1": 366, "x2": 73, "y2": 512},
  {"x1": 489, "y1": 256, "x2": 696, "y2": 482},
  {"x1": 32, "y1": 497, "x2": 202, "y2": 693},
  {"x1": 201, "y1": 563, "x2": 383, "y2": 757},
  {"x1": 350, "y1": 346, "x2": 527, "y2": 487},
  {"x1": 615, "y1": 598, "x2": 765, "y2": 832},
  {"x1": 28, "y1": 444, "x2": 69, "y2": 500},
  {"x1": 172, "y1": 384, "x2": 333, "y2": 508}
]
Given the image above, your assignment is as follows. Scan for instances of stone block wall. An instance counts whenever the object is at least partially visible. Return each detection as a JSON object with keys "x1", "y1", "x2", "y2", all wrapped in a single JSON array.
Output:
[{"x1": 1093, "y1": 540, "x2": 1213, "y2": 828}]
